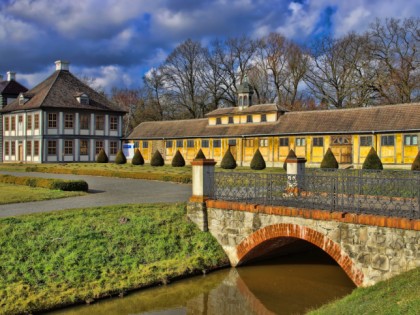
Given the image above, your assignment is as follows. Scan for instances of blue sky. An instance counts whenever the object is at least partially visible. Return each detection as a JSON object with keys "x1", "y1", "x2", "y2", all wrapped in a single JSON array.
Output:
[{"x1": 1, "y1": 0, "x2": 419, "y2": 92}]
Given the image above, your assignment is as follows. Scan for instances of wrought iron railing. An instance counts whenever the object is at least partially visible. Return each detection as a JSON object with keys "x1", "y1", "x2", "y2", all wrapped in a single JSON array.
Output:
[{"x1": 211, "y1": 170, "x2": 420, "y2": 219}]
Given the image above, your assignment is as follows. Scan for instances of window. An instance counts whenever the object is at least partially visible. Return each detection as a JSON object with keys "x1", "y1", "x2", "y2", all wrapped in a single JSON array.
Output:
[
  {"x1": 34, "y1": 141, "x2": 39, "y2": 156},
  {"x1": 279, "y1": 138, "x2": 289, "y2": 147},
  {"x1": 48, "y1": 113, "x2": 57, "y2": 128},
  {"x1": 228, "y1": 116, "x2": 234, "y2": 124},
  {"x1": 213, "y1": 139, "x2": 221, "y2": 148},
  {"x1": 110, "y1": 141, "x2": 118, "y2": 155},
  {"x1": 64, "y1": 140, "x2": 73, "y2": 155},
  {"x1": 261, "y1": 114, "x2": 267, "y2": 122},
  {"x1": 296, "y1": 137, "x2": 305, "y2": 146},
  {"x1": 4, "y1": 117, "x2": 9, "y2": 131},
  {"x1": 142, "y1": 141, "x2": 149, "y2": 149},
  {"x1": 187, "y1": 140, "x2": 194, "y2": 148},
  {"x1": 201, "y1": 140, "x2": 209, "y2": 148},
  {"x1": 110, "y1": 116, "x2": 118, "y2": 131},
  {"x1": 48, "y1": 140, "x2": 57, "y2": 155},
  {"x1": 176, "y1": 140, "x2": 183, "y2": 148},
  {"x1": 228, "y1": 139, "x2": 236, "y2": 146},
  {"x1": 11, "y1": 142, "x2": 15, "y2": 155},
  {"x1": 404, "y1": 135, "x2": 418, "y2": 146},
  {"x1": 95, "y1": 141, "x2": 103, "y2": 154},
  {"x1": 246, "y1": 115, "x2": 253, "y2": 123},
  {"x1": 259, "y1": 139, "x2": 269, "y2": 147},
  {"x1": 216, "y1": 117, "x2": 221, "y2": 125},
  {"x1": 244, "y1": 139, "x2": 254, "y2": 147},
  {"x1": 11, "y1": 116, "x2": 16, "y2": 131},
  {"x1": 27, "y1": 115, "x2": 32, "y2": 130},
  {"x1": 80, "y1": 140, "x2": 89, "y2": 155},
  {"x1": 95, "y1": 115, "x2": 105, "y2": 130},
  {"x1": 166, "y1": 140, "x2": 173, "y2": 148},
  {"x1": 134, "y1": 141, "x2": 139, "y2": 149},
  {"x1": 80, "y1": 114, "x2": 90, "y2": 129},
  {"x1": 4, "y1": 141, "x2": 9, "y2": 155},
  {"x1": 381, "y1": 135, "x2": 394, "y2": 146},
  {"x1": 26, "y1": 141, "x2": 32, "y2": 156},
  {"x1": 34, "y1": 114, "x2": 40, "y2": 129},
  {"x1": 360, "y1": 136, "x2": 372, "y2": 147},
  {"x1": 313, "y1": 137, "x2": 323, "y2": 147},
  {"x1": 18, "y1": 115, "x2": 23, "y2": 124},
  {"x1": 64, "y1": 113, "x2": 74, "y2": 128}
]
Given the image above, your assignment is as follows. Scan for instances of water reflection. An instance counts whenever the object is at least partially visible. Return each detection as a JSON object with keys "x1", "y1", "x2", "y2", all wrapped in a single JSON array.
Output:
[{"x1": 49, "y1": 250, "x2": 355, "y2": 315}]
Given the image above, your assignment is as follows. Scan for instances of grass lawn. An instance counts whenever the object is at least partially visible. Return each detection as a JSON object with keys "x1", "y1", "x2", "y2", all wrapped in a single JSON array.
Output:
[
  {"x1": 0, "y1": 203, "x2": 228, "y2": 315},
  {"x1": 0, "y1": 183, "x2": 85, "y2": 205},
  {"x1": 308, "y1": 267, "x2": 420, "y2": 315}
]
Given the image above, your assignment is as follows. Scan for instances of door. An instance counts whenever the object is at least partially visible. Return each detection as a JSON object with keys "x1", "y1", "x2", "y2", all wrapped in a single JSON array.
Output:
[
  {"x1": 330, "y1": 136, "x2": 352, "y2": 164},
  {"x1": 18, "y1": 144, "x2": 23, "y2": 162}
]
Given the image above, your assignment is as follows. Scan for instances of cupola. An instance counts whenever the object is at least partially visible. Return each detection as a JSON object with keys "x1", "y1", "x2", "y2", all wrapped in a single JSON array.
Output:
[{"x1": 237, "y1": 75, "x2": 254, "y2": 109}]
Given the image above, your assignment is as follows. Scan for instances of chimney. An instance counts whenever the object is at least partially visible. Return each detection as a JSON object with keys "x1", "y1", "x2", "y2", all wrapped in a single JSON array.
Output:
[
  {"x1": 55, "y1": 60, "x2": 70, "y2": 71},
  {"x1": 7, "y1": 71, "x2": 16, "y2": 81}
]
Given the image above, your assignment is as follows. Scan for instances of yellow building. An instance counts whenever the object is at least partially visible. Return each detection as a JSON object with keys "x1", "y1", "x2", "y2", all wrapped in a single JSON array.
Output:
[{"x1": 126, "y1": 82, "x2": 420, "y2": 169}]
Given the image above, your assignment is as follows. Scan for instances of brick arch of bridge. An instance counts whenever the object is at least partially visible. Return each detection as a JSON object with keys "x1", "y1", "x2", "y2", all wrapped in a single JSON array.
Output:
[{"x1": 236, "y1": 223, "x2": 364, "y2": 287}]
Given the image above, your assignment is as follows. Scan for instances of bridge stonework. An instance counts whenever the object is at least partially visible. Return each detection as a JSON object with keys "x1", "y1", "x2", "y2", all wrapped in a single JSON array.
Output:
[{"x1": 187, "y1": 200, "x2": 420, "y2": 287}]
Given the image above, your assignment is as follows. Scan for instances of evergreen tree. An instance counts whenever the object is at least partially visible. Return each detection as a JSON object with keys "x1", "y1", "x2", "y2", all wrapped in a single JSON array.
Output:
[
  {"x1": 131, "y1": 148, "x2": 144, "y2": 165},
  {"x1": 114, "y1": 150, "x2": 127, "y2": 164},
  {"x1": 195, "y1": 149, "x2": 206, "y2": 159},
  {"x1": 250, "y1": 149, "x2": 266, "y2": 170},
  {"x1": 96, "y1": 148, "x2": 108, "y2": 163},
  {"x1": 320, "y1": 148, "x2": 339, "y2": 169},
  {"x1": 151, "y1": 150, "x2": 165, "y2": 166},
  {"x1": 362, "y1": 147, "x2": 383, "y2": 170},
  {"x1": 220, "y1": 149, "x2": 237, "y2": 169},
  {"x1": 171, "y1": 150, "x2": 186, "y2": 167},
  {"x1": 411, "y1": 151, "x2": 420, "y2": 171}
]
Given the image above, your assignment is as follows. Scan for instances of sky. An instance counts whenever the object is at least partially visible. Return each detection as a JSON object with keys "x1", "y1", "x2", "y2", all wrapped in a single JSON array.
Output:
[{"x1": 1, "y1": 0, "x2": 419, "y2": 93}]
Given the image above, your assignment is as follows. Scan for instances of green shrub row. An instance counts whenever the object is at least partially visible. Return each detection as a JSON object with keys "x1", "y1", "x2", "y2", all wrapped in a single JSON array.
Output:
[{"x1": 0, "y1": 175, "x2": 89, "y2": 191}]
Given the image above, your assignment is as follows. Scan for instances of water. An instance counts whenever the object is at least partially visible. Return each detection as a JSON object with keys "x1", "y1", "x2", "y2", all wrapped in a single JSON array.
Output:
[{"x1": 48, "y1": 249, "x2": 355, "y2": 315}]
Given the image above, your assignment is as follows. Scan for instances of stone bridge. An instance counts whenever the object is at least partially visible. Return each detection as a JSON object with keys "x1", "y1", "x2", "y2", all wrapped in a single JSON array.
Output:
[{"x1": 187, "y1": 159, "x2": 420, "y2": 287}]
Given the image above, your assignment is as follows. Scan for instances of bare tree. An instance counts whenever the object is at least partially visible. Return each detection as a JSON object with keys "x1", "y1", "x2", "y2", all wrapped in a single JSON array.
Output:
[
  {"x1": 369, "y1": 17, "x2": 420, "y2": 104},
  {"x1": 111, "y1": 88, "x2": 144, "y2": 136}
]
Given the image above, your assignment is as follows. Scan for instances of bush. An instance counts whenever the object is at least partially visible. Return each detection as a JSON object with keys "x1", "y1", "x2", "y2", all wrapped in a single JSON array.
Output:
[
  {"x1": 411, "y1": 151, "x2": 420, "y2": 171},
  {"x1": 172, "y1": 150, "x2": 186, "y2": 167},
  {"x1": 0, "y1": 175, "x2": 89, "y2": 191},
  {"x1": 362, "y1": 147, "x2": 383, "y2": 170},
  {"x1": 151, "y1": 150, "x2": 165, "y2": 167},
  {"x1": 50, "y1": 180, "x2": 89, "y2": 192},
  {"x1": 220, "y1": 149, "x2": 236, "y2": 169},
  {"x1": 250, "y1": 149, "x2": 266, "y2": 170},
  {"x1": 283, "y1": 149, "x2": 297, "y2": 171},
  {"x1": 132, "y1": 149, "x2": 144, "y2": 165},
  {"x1": 320, "y1": 148, "x2": 339, "y2": 169},
  {"x1": 195, "y1": 149, "x2": 206, "y2": 160},
  {"x1": 96, "y1": 148, "x2": 108, "y2": 163},
  {"x1": 114, "y1": 150, "x2": 127, "y2": 164}
]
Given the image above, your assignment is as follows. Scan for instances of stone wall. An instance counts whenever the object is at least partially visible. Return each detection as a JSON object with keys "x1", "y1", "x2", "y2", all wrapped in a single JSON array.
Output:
[{"x1": 188, "y1": 200, "x2": 420, "y2": 287}]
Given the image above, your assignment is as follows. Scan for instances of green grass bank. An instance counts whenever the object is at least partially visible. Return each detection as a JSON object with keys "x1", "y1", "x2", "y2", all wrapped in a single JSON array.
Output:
[
  {"x1": 0, "y1": 203, "x2": 229, "y2": 315},
  {"x1": 308, "y1": 267, "x2": 420, "y2": 315}
]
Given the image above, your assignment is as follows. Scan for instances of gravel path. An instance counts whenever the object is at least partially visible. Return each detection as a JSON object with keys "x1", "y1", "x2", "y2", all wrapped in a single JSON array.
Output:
[{"x1": 0, "y1": 171, "x2": 191, "y2": 217}]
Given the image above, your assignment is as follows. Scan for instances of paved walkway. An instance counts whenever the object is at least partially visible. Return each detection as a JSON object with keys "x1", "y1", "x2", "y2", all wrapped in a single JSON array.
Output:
[{"x1": 0, "y1": 171, "x2": 191, "y2": 217}]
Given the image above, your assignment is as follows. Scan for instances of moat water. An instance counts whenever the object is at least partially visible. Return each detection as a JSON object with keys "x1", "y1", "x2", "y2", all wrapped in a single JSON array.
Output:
[{"x1": 48, "y1": 249, "x2": 355, "y2": 315}]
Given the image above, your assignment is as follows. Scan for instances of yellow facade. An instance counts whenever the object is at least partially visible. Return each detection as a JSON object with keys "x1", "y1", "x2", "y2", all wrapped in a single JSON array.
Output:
[{"x1": 129, "y1": 131, "x2": 418, "y2": 169}]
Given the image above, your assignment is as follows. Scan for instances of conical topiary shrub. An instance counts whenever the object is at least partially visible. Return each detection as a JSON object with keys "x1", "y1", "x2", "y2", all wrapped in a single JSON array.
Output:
[
  {"x1": 283, "y1": 149, "x2": 297, "y2": 171},
  {"x1": 362, "y1": 147, "x2": 383, "y2": 170},
  {"x1": 411, "y1": 151, "x2": 420, "y2": 171},
  {"x1": 171, "y1": 150, "x2": 185, "y2": 167},
  {"x1": 114, "y1": 149, "x2": 127, "y2": 164},
  {"x1": 221, "y1": 149, "x2": 236, "y2": 169},
  {"x1": 96, "y1": 148, "x2": 108, "y2": 163},
  {"x1": 131, "y1": 148, "x2": 144, "y2": 165},
  {"x1": 151, "y1": 150, "x2": 165, "y2": 167},
  {"x1": 320, "y1": 148, "x2": 339, "y2": 169},
  {"x1": 195, "y1": 149, "x2": 206, "y2": 160},
  {"x1": 250, "y1": 149, "x2": 266, "y2": 170}
]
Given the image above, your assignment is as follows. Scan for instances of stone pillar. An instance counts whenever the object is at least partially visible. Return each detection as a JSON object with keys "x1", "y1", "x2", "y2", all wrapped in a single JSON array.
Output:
[
  {"x1": 187, "y1": 159, "x2": 216, "y2": 231},
  {"x1": 286, "y1": 152, "x2": 306, "y2": 195}
]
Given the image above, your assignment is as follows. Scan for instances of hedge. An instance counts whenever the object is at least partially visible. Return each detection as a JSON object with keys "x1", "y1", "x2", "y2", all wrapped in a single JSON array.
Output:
[
  {"x1": 172, "y1": 150, "x2": 186, "y2": 167},
  {"x1": 131, "y1": 149, "x2": 144, "y2": 165},
  {"x1": 320, "y1": 148, "x2": 339, "y2": 169},
  {"x1": 362, "y1": 147, "x2": 383, "y2": 170},
  {"x1": 151, "y1": 150, "x2": 165, "y2": 167},
  {"x1": 115, "y1": 150, "x2": 127, "y2": 164},
  {"x1": 96, "y1": 149, "x2": 109, "y2": 163},
  {"x1": 250, "y1": 149, "x2": 266, "y2": 170},
  {"x1": 411, "y1": 151, "x2": 420, "y2": 171},
  {"x1": 0, "y1": 175, "x2": 89, "y2": 192},
  {"x1": 221, "y1": 149, "x2": 237, "y2": 169}
]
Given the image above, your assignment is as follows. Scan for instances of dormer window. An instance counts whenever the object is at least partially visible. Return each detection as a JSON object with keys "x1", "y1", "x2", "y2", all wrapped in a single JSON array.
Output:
[
  {"x1": 216, "y1": 117, "x2": 221, "y2": 125},
  {"x1": 228, "y1": 116, "x2": 234, "y2": 124},
  {"x1": 246, "y1": 115, "x2": 253, "y2": 123},
  {"x1": 76, "y1": 93, "x2": 89, "y2": 105},
  {"x1": 18, "y1": 93, "x2": 29, "y2": 105},
  {"x1": 261, "y1": 114, "x2": 267, "y2": 122}
]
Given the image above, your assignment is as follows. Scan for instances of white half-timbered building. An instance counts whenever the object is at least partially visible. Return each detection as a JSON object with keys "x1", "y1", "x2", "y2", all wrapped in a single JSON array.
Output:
[{"x1": 1, "y1": 61, "x2": 126, "y2": 163}]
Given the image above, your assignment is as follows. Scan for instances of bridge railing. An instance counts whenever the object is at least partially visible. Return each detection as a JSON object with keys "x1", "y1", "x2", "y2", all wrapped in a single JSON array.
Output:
[{"x1": 210, "y1": 170, "x2": 420, "y2": 219}]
